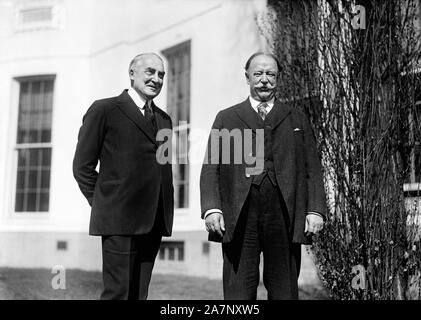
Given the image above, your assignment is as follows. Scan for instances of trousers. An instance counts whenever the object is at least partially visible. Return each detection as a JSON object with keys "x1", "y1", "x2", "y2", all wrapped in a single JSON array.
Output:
[
  {"x1": 100, "y1": 207, "x2": 164, "y2": 300},
  {"x1": 222, "y1": 175, "x2": 301, "y2": 300}
]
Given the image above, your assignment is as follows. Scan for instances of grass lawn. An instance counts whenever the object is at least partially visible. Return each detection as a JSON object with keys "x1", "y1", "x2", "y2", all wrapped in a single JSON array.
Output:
[{"x1": 0, "y1": 268, "x2": 328, "y2": 300}]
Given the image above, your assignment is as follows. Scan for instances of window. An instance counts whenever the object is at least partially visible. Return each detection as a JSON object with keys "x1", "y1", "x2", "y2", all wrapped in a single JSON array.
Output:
[
  {"x1": 20, "y1": 7, "x2": 53, "y2": 24},
  {"x1": 162, "y1": 41, "x2": 191, "y2": 209},
  {"x1": 14, "y1": 76, "x2": 54, "y2": 212},
  {"x1": 202, "y1": 242, "x2": 210, "y2": 256},
  {"x1": 406, "y1": 101, "x2": 421, "y2": 189},
  {"x1": 14, "y1": 3, "x2": 64, "y2": 32},
  {"x1": 403, "y1": 71, "x2": 421, "y2": 197},
  {"x1": 158, "y1": 241, "x2": 184, "y2": 261},
  {"x1": 57, "y1": 241, "x2": 67, "y2": 251}
]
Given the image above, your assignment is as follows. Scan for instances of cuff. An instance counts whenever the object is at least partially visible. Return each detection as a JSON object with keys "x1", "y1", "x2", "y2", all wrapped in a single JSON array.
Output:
[
  {"x1": 204, "y1": 209, "x2": 223, "y2": 219},
  {"x1": 307, "y1": 211, "x2": 325, "y2": 221}
]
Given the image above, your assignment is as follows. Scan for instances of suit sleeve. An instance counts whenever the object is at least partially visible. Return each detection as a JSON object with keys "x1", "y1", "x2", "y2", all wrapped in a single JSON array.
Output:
[
  {"x1": 72, "y1": 101, "x2": 106, "y2": 206},
  {"x1": 200, "y1": 111, "x2": 224, "y2": 219},
  {"x1": 302, "y1": 112, "x2": 327, "y2": 219}
]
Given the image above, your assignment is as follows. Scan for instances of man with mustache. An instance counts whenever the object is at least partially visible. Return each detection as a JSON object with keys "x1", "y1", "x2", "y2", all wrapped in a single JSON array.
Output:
[
  {"x1": 73, "y1": 53, "x2": 174, "y2": 299},
  {"x1": 200, "y1": 52, "x2": 326, "y2": 299}
]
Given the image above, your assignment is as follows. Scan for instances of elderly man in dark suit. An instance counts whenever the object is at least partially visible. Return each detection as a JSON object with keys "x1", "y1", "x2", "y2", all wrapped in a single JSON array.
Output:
[
  {"x1": 200, "y1": 52, "x2": 327, "y2": 300},
  {"x1": 73, "y1": 53, "x2": 173, "y2": 300}
]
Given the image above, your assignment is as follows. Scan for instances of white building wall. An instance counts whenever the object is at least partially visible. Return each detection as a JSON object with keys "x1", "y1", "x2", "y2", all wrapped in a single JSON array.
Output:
[
  {"x1": 0, "y1": 0, "x2": 321, "y2": 287},
  {"x1": 0, "y1": 0, "x2": 268, "y2": 269}
]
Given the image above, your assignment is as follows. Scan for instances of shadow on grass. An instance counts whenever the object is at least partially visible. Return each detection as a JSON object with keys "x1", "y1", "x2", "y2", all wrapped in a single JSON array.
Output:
[{"x1": 0, "y1": 268, "x2": 328, "y2": 300}]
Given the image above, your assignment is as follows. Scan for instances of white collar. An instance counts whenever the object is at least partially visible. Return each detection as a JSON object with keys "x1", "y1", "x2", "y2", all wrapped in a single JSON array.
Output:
[
  {"x1": 248, "y1": 96, "x2": 275, "y2": 113},
  {"x1": 128, "y1": 87, "x2": 151, "y2": 109}
]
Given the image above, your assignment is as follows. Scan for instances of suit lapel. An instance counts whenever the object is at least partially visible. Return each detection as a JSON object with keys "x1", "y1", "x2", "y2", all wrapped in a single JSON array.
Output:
[
  {"x1": 234, "y1": 99, "x2": 262, "y2": 129},
  {"x1": 151, "y1": 101, "x2": 170, "y2": 146},
  {"x1": 151, "y1": 101, "x2": 166, "y2": 131},
  {"x1": 116, "y1": 90, "x2": 158, "y2": 146},
  {"x1": 270, "y1": 99, "x2": 292, "y2": 129}
]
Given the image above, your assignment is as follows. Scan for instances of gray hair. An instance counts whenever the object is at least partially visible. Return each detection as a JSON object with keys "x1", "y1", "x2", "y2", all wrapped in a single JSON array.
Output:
[{"x1": 128, "y1": 52, "x2": 164, "y2": 74}]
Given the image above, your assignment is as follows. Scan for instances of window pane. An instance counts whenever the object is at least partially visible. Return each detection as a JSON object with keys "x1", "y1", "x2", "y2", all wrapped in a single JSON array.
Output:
[
  {"x1": 28, "y1": 170, "x2": 38, "y2": 189},
  {"x1": 41, "y1": 169, "x2": 51, "y2": 189},
  {"x1": 179, "y1": 163, "x2": 189, "y2": 208},
  {"x1": 178, "y1": 185, "x2": 185, "y2": 208},
  {"x1": 15, "y1": 147, "x2": 51, "y2": 212},
  {"x1": 29, "y1": 147, "x2": 39, "y2": 164},
  {"x1": 176, "y1": 128, "x2": 189, "y2": 161},
  {"x1": 42, "y1": 148, "x2": 52, "y2": 166},
  {"x1": 15, "y1": 192, "x2": 24, "y2": 212},
  {"x1": 168, "y1": 247, "x2": 175, "y2": 260},
  {"x1": 26, "y1": 192, "x2": 37, "y2": 212},
  {"x1": 159, "y1": 247, "x2": 165, "y2": 260},
  {"x1": 39, "y1": 192, "x2": 50, "y2": 211},
  {"x1": 42, "y1": 80, "x2": 53, "y2": 142},
  {"x1": 17, "y1": 78, "x2": 54, "y2": 144},
  {"x1": 178, "y1": 246, "x2": 184, "y2": 261},
  {"x1": 16, "y1": 170, "x2": 26, "y2": 191}
]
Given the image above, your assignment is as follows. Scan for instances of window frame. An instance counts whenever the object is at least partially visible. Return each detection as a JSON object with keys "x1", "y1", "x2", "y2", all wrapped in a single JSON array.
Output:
[
  {"x1": 12, "y1": 75, "x2": 56, "y2": 216},
  {"x1": 162, "y1": 40, "x2": 191, "y2": 210}
]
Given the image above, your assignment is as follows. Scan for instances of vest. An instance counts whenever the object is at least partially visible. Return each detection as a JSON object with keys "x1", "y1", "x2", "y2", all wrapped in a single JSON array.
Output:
[{"x1": 251, "y1": 108, "x2": 277, "y2": 186}]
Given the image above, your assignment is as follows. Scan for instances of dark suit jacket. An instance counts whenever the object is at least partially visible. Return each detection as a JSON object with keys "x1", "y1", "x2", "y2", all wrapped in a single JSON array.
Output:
[
  {"x1": 200, "y1": 98, "x2": 326, "y2": 244},
  {"x1": 73, "y1": 90, "x2": 174, "y2": 236}
]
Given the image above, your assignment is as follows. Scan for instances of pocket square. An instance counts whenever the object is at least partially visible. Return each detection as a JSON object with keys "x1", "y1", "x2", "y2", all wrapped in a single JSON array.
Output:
[{"x1": 294, "y1": 128, "x2": 301, "y2": 132}]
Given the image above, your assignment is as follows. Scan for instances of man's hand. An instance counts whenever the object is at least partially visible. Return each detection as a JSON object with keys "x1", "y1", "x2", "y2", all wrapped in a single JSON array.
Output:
[
  {"x1": 205, "y1": 212, "x2": 225, "y2": 238},
  {"x1": 305, "y1": 214, "x2": 324, "y2": 236}
]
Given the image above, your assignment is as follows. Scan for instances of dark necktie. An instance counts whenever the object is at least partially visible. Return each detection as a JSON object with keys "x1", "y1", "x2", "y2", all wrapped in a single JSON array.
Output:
[
  {"x1": 257, "y1": 102, "x2": 268, "y2": 121},
  {"x1": 143, "y1": 102, "x2": 157, "y2": 135}
]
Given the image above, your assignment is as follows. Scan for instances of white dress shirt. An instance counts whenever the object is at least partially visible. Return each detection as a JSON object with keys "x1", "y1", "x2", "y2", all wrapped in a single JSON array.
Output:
[
  {"x1": 127, "y1": 87, "x2": 151, "y2": 115},
  {"x1": 248, "y1": 95, "x2": 275, "y2": 115}
]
